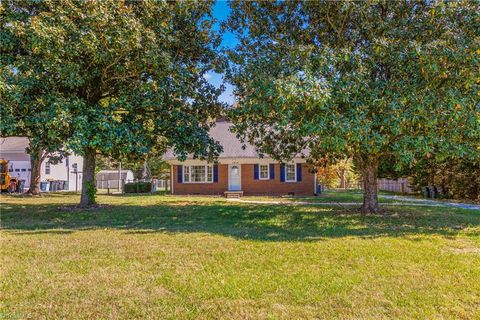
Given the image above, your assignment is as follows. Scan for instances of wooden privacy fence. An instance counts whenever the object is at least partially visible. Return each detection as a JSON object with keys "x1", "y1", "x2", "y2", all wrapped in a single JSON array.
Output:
[
  {"x1": 353, "y1": 178, "x2": 413, "y2": 194},
  {"x1": 377, "y1": 178, "x2": 413, "y2": 193}
]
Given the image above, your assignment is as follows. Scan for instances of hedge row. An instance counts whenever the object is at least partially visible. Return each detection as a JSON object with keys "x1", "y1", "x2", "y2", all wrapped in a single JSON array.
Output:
[{"x1": 124, "y1": 182, "x2": 151, "y2": 193}]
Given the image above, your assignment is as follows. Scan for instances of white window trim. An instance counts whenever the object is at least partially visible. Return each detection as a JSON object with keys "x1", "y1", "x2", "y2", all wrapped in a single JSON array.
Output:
[
  {"x1": 259, "y1": 164, "x2": 270, "y2": 180},
  {"x1": 183, "y1": 166, "x2": 190, "y2": 183},
  {"x1": 285, "y1": 163, "x2": 297, "y2": 182},
  {"x1": 183, "y1": 165, "x2": 213, "y2": 183}
]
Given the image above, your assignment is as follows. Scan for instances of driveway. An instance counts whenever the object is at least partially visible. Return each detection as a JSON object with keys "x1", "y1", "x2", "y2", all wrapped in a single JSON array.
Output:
[{"x1": 379, "y1": 195, "x2": 480, "y2": 211}]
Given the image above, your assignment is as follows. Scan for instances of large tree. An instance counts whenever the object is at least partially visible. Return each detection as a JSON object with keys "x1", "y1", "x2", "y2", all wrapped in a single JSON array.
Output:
[
  {"x1": 0, "y1": 63, "x2": 74, "y2": 195},
  {"x1": 2, "y1": 0, "x2": 223, "y2": 205},
  {"x1": 226, "y1": 1, "x2": 479, "y2": 213},
  {"x1": 1, "y1": 1, "x2": 72, "y2": 195}
]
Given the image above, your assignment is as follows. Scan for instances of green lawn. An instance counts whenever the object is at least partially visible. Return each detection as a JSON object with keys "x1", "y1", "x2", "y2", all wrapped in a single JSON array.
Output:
[
  {"x1": 1, "y1": 193, "x2": 479, "y2": 319},
  {"x1": 243, "y1": 190, "x2": 418, "y2": 204}
]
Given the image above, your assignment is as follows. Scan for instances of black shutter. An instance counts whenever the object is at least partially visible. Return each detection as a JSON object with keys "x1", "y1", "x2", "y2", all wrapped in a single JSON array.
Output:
[
  {"x1": 213, "y1": 165, "x2": 218, "y2": 183},
  {"x1": 177, "y1": 165, "x2": 183, "y2": 183},
  {"x1": 296, "y1": 163, "x2": 302, "y2": 182},
  {"x1": 254, "y1": 164, "x2": 259, "y2": 180}
]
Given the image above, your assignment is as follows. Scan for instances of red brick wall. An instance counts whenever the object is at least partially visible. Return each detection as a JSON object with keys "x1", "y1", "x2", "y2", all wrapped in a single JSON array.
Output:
[
  {"x1": 172, "y1": 163, "x2": 315, "y2": 196},
  {"x1": 172, "y1": 164, "x2": 228, "y2": 195},
  {"x1": 241, "y1": 163, "x2": 315, "y2": 196}
]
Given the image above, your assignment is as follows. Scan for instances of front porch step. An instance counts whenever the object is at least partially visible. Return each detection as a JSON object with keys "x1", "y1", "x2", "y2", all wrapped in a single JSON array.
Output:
[{"x1": 224, "y1": 191, "x2": 244, "y2": 198}]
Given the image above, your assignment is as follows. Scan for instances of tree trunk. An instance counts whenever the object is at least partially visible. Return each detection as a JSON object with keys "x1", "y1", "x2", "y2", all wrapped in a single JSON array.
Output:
[
  {"x1": 80, "y1": 148, "x2": 96, "y2": 206},
  {"x1": 26, "y1": 148, "x2": 45, "y2": 195},
  {"x1": 338, "y1": 169, "x2": 346, "y2": 189},
  {"x1": 141, "y1": 161, "x2": 148, "y2": 179},
  {"x1": 360, "y1": 158, "x2": 380, "y2": 214}
]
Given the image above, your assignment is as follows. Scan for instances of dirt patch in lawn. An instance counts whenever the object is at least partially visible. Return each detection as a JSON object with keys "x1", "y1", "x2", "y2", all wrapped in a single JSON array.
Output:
[{"x1": 59, "y1": 204, "x2": 113, "y2": 212}]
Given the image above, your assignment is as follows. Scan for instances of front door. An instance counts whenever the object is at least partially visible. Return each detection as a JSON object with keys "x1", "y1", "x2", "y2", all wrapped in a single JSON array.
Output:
[{"x1": 228, "y1": 164, "x2": 242, "y2": 191}]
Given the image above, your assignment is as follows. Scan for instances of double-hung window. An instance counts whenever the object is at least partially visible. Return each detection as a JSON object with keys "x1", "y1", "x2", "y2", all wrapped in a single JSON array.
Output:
[
  {"x1": 183, "y1": 166, "x2": 190, "y2": 182},
  {"x1": 259, "y1": 164, "x2": 269, "y2": 180},
  {"x1": 285, "y1": 164, "x2": 296, "y2": 182},
  {"x1": 183, "y1": 165, "x2": 213, "y2": 183},
  {"x1": 45, "y1": 162, "x2": 51, "y2": 175},
  {"x1": 207, "y1": 166, "x2": 213, "y2": 182}
]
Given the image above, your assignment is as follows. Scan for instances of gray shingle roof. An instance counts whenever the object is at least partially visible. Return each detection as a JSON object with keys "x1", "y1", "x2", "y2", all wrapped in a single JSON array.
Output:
[
  {"x1": 0, "y1": 137, "x2": 30, "y2": 161},
  {"x1": 164, "y1": 121, "x2": 263, "y2": 160},
  {"x1": 210, "y1": 121, "x2": 260, "y2": 158},
  {"x1": 0, "y1": 137, "x2": 29, "y2": 153}
]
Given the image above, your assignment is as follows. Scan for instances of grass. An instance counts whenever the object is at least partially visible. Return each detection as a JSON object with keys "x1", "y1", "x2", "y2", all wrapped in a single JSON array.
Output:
[
  {"x1": 242, "y1": 190, "x2": 418, "y2": 204},
  {"x1": 1, "y1": 192, "x2": 479, "y2": 319}
]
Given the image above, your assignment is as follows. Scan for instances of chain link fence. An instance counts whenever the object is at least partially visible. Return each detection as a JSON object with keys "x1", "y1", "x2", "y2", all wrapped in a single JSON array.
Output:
[{"x1": 96, "y1": 178, "x2": 169, "y2": 194}]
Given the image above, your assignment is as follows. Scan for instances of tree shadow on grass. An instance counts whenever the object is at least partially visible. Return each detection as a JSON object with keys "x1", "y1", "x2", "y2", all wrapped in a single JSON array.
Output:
[
  {"x1": 12, "y1": 230, "x2": 75, "y2": 235},
  {"x1": 1, "y1": 198, "x2": 479, "y2": 241}
]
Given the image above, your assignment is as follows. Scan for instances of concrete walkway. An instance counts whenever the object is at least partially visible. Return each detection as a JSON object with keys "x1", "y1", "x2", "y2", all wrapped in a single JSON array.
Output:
[{"x1": 227, "y1": 197, "x2": 480, "y2": 211}]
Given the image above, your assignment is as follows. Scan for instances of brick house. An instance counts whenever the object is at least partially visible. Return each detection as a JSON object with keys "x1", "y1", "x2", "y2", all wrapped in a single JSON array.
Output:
[{"x1": 164, "y1": 121, "x2": 317, "y2": 196}]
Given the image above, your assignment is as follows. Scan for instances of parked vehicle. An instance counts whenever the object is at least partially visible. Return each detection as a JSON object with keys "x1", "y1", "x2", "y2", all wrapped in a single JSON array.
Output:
[{"x1": 0, "y1": 159, "x2": 19, "y2": 193}]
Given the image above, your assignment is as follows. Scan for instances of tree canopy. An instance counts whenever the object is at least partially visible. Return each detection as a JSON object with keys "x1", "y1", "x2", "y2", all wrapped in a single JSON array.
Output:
[
  {"x1": 226, "y1": 0, "x2": 479, "y2": 212},
  {"x1": 1, "y1": 1, "x2": 73, "y2": 194},
  {"x1": 1, "y1": 0, "x2": 224, "y2": 205}
]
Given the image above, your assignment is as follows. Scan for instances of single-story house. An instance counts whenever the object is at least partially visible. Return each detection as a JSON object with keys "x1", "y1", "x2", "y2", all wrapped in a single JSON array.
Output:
[
  {"x1": 164, "y1": 121, "x2": 317, "y2": 196},
  {"x1": 0, "y1": 137, "x2": 84, "y2": 192}
]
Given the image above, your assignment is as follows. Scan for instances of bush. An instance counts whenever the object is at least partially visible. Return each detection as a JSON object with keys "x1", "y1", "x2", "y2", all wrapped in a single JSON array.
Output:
[
  {"x1": 124, "y1": 182, "x2": 151, "y2": 193},
  {"x1": 409, "y1": 158, "x2": 480, "y2": 202},
  {"x1": 379, "y1": 156, "x2": 480, "y2": 202}
]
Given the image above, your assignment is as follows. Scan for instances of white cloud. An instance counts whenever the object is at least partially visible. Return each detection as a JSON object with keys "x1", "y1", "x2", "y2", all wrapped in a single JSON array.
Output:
[{"x1": 203, "y1": 73, "x2": 212, "y2": 80}]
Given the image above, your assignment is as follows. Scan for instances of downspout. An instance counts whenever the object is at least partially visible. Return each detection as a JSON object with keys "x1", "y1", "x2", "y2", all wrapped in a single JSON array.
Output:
[{"x1": 66, "y1": 156, "x2": 70, "y2": 185}]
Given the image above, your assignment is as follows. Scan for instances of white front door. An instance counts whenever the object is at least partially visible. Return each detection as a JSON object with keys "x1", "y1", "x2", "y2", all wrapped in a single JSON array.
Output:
[{"x1": 228, "y1": 164, "x2": 242, "y2": 191}]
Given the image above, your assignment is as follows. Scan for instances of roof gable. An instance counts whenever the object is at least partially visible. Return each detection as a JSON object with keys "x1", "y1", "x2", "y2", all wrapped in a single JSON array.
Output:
[
  {"x1": 164, "y1": 121, "x2": 309, "y2": 161},
  {"x1": 164, "y1": 121, "x2": 262, "y2": 160}
]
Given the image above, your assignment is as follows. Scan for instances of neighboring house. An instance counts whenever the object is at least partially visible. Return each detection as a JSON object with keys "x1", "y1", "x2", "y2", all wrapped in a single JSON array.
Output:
[
  {"x1": 0, "y1": 137, "x2": 83, "y2": 191},
  {"x1": 96, "y1": 170, "x2": 135, "y2": 189},
  {"x1": 164, "y1": 121, "x2": 317, "y2": 196}
]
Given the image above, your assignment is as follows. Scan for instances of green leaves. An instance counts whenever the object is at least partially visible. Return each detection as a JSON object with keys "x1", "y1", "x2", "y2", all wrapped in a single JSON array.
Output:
[
  {"x1": 1, "y1": 0, "x2": 223, "y2": 161},
  {"x1": 226, "y1": 0, "x2": 479, "y2": 169}
]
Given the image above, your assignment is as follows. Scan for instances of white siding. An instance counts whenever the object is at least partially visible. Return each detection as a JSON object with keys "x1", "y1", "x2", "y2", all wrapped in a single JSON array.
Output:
[
  {"x1": 6, "y1": 161, "x2": 31, "y2": 185},
  {"x1": 41, "y1": 155, "x2": 84, "y2": 191}
]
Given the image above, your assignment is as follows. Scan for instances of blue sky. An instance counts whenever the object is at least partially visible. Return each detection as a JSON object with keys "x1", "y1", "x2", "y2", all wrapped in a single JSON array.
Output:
[{"x1": 206, "y1": 0, "x2": 238, "y2": 105}]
